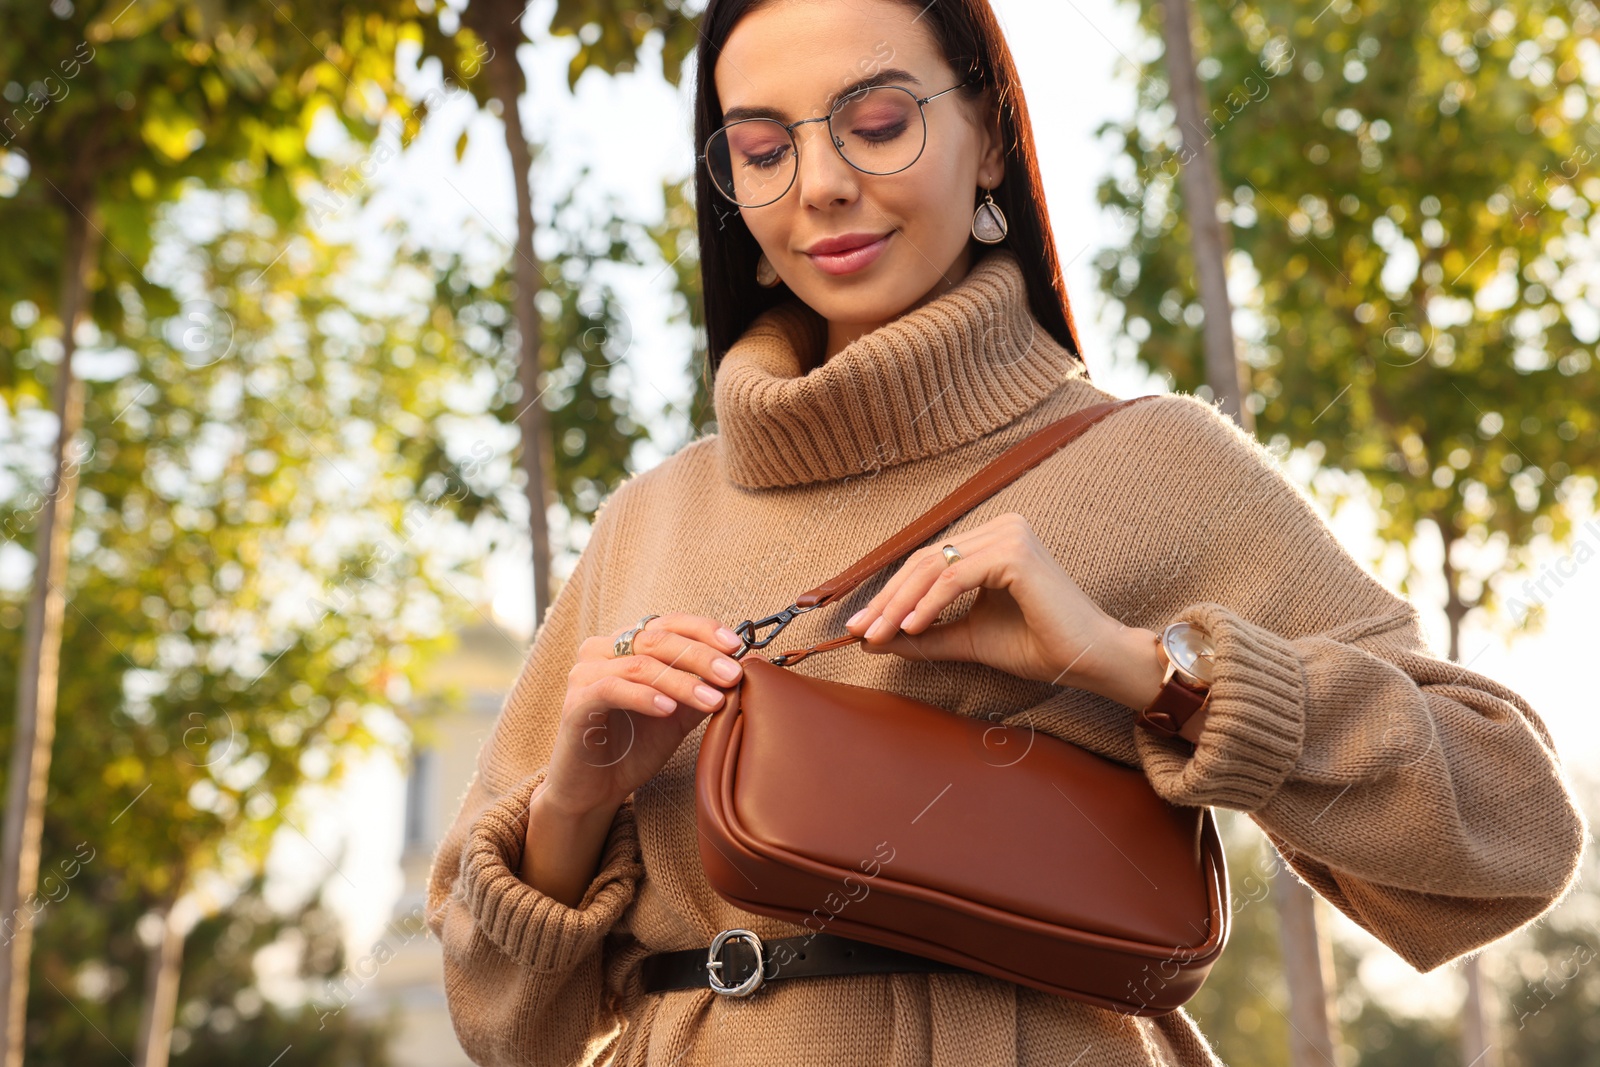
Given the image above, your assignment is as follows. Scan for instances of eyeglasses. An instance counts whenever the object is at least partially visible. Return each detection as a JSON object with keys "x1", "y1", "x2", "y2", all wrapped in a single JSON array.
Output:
[{"x1": 702, "y1": 79, "x2": 972, "y2": 209}]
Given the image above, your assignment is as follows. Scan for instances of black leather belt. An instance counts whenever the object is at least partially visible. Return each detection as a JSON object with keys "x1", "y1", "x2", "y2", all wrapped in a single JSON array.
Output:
[{"x1": 639, "y1": 928, "x2": 972, "y2": 997}]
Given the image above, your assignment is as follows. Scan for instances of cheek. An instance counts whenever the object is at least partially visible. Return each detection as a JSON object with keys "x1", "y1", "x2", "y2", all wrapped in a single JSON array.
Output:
[
  {"x1": 883, "y1": 165, "x2": 975, "y2": 249},
  {"x1": 741, "y1": 206, "x2": 791, "y2": 259},
  {"x1": 842, "y1": 168, "x2": 949, "y2": 230},
  {"x1": 880, "y1": 131, "x2": 980, "y2": 227}
]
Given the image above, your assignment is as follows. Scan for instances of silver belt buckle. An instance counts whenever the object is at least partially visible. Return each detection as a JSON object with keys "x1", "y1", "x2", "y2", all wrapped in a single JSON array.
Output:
[{"x1": 706, "y1": 928, "x2": 764, "y2": 997}]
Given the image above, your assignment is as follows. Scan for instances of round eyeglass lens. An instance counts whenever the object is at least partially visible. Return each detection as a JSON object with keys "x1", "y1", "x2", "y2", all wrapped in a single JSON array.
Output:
[
  {"x1": 830, "y1": 86, "x2": 928, "y2": 175},
  {"x1": 706, "y1": 119, "x2": 797, "y2": 208},
  {"x1": 704, "y1": 86, "x2": 933, "y2": 207}
]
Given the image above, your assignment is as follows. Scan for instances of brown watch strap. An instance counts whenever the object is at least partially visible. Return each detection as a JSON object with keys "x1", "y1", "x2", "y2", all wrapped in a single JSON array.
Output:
[{"x1": 1138, "y1": 675, "x2": 1210, "y2": 740}]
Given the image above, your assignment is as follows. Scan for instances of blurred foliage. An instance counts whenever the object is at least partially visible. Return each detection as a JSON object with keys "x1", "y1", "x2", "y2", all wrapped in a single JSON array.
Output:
[
  {"x1": 1100, "y1": 0, "x2": 1600, "y2": 1061},
  {"x1": 10, "y1": 855, "x2": 394, "y2": 1066},
  {"x1": 0, "y1": 0, "x2": 472, "y2": 393},
  {"x1": 1336, "y1": 996, "x2": 1455, "y2": 1067},
  {"x1": 448, "y1": 0, "x2": 716, "y2": 500},
  {"x1": 1495, "y1": 816, "x2": 1600, "y2": 1067},
  {"x1": 1095, "y1": 0, "x2": 1600, "y2": 621},
  {"x1": 549, "y1": 0, "x2": 699, "y2": 88},
  {"x1": 0, "y1": 1, "x2": 481, "y2": 1059},
  {"x1": 0, "y1": 189, "x2": 494, "y2": 1059},
  {"x1": 413, "y1": 167, "x2": 672, "y2": 529},
  {"x1": 649, "y1": 175, "x2": 716, "y2": 441},
  {"x1": 0, "y1": 0, "x2": 713, "y2": 1061},
  {"x1": 542, "y1": 0, "x2": 702, "y2": 90}
]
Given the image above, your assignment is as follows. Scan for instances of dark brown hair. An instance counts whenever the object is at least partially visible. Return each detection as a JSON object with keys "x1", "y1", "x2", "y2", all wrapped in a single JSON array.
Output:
[{"x1": 692, "y1": 0, "x2": 1089, "y2": 379}]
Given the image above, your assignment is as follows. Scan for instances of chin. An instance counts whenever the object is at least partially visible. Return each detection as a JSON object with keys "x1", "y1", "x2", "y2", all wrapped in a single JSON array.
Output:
[{"x1": 798, "y1": 281, "x2": 921, "y2": 330}]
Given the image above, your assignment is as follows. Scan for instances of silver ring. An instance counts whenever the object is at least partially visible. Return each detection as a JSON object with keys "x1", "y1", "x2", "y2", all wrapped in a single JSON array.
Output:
[
  {"x1": 612, "y1": 613, "x2": 661, "y2": 658},
  {"x1": 940, "y1": 543, "x2": 963, "y2": 565}
]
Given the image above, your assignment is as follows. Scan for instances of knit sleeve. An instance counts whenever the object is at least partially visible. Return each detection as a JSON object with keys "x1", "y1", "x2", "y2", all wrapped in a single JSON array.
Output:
[
  {"x1": 1126, "y1": 396, "x2": 1588, "y2": 973},
  {"x1": 424, "y1": 483, "x2": 644, "y2": 1066}
]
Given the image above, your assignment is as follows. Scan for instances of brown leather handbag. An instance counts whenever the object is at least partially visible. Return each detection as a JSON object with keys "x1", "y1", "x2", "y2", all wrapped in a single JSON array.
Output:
[{"x1": 695, "y1": 396, "x2": 1230, "y2": 1016}]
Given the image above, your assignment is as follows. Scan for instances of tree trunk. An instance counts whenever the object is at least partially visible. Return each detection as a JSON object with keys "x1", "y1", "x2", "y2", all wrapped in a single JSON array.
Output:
[
  {"x1": 0, "y1": 194, "x2": 96, "y2": 1067},
  {"x1": 1276, "y1": 866, "x2": 1342, "y2": 1067},
  {"x1": 1158, "y1": 0, "x2": 1253, "y2": 432},
  {"x1": 470, "y1": 0, "x2": 554, "y2": 626},
  {"x1": 1440, "y1": 521, "x2": 1497, "y2": 1067},
  {"x1": 1460, "y1": 958, "x2": 1495, "y2": 1067},
  {"x1": 133, "y1": 900, "x2": 187, "y2": 1067}
]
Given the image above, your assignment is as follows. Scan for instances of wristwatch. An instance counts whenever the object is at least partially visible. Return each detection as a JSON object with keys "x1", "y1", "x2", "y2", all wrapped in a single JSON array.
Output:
[{"x1": 1137, "y1": 621, "x2": 1216, "y2": 741}]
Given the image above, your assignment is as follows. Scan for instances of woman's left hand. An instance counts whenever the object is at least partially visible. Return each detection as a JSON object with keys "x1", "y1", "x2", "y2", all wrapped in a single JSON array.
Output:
[{"x1": 843, "y1": 512, "x2": 1152, "y2": 698}]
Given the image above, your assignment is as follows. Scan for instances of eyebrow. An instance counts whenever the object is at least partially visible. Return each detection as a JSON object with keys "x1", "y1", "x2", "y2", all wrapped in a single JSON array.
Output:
[{"x1": 720, "y1": 68, "x2": 925, "y2": 125}]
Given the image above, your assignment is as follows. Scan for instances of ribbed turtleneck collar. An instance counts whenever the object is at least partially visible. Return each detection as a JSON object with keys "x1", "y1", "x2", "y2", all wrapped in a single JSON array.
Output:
[{"x1": 712, "y1": 249, "x2": 1088, "y2": 490}]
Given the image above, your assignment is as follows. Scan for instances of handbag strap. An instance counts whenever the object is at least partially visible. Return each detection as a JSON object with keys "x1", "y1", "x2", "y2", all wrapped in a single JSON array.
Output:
[{"x1": 733, "y1": 393, "x2": 1161, "y2": 664}]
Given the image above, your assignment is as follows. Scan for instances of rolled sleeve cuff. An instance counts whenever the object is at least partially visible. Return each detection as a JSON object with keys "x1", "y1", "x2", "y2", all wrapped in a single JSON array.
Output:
[
  {"x1": 1136, "y1": 601, "x2": 1307, "y2": 812},
  {"x1": 458, "y1": 768, "x2": 643, "y2": 972}
]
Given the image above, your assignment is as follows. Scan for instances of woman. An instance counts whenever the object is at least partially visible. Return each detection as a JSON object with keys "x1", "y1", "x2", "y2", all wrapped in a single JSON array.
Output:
[{"x1": 425, "y1": 1, "x2": 1587, "y2": 1064}]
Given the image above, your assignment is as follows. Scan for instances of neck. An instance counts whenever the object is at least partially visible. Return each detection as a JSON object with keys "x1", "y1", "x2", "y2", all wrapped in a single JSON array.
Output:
[
  {"x1": 820, "y1": 245, "x2": 975, "y2": 366},
  {"x1": 713, "y1": 247, "x2": 1089, "y2": 490}
]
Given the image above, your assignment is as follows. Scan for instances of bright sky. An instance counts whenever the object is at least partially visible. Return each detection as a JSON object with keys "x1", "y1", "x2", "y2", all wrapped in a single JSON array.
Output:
[{"x1": 288, "y1": 0, "x2": 1598, "y2": 1023}]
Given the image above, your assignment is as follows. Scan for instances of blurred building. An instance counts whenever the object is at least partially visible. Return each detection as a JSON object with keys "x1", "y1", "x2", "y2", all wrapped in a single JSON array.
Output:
[{"x1": 359, "y1": 616, "x2": 530, "y2": 1067}]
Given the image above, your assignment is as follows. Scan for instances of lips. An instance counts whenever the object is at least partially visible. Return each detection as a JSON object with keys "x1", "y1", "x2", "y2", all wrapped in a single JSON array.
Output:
[
  {"x1": 805, "y1": 232, "x2": 889, "y2": 255},
  {"x1": 803, "y1": 232, "x2": 892, "y2": 276}
]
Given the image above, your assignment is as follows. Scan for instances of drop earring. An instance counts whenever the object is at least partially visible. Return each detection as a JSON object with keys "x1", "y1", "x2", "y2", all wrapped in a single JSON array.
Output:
[
  {"x1": 755, "y1": 252, "x2": 781, "y2": 288},
  {"x1": 971, "y1": 188, "x2": 1008, "y2": 245}
]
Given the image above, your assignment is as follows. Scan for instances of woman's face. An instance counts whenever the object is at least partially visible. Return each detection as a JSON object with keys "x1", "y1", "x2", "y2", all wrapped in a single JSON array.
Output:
[{"x1": 714, "y1": 0, "x2": 1003, "y2": 356}]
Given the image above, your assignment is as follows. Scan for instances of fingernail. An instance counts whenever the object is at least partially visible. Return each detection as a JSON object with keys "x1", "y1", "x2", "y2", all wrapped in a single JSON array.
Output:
[
  {"x1": 654, "y1": 694, "x2": 676, "y2": 713},
  {"x1": 712, "y1": 657, "x2": 741, "y2": 682},
  {"x1": 694, "y1": 684, "x2": 723, "y2": 706},
  {"x1": 715, "y1": 626, "x2": 740, "y2": 650},
  {"x1": 865, "y1": 616, "x2": 888, "y2": 641},
  {"x1": 847, "y1": 609, "x2": 868, "y2": 629}
]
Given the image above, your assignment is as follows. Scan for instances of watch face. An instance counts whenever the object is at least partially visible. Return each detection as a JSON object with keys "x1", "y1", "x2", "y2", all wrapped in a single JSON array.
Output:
[{"x1": 1164, "y1": 621, "x2": 1216, "y2": 686}]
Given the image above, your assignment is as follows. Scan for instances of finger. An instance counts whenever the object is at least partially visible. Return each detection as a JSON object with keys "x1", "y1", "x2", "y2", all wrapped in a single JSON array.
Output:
[
  {"x1": 847, "y1": 531, "x2": 994, "y2": 636},
  {"x1": 578, "y1": 651, "x2": 730, "y2": 716},
  {"x1": 631, "y1": 620, "x2": 744, "y2": 688},
  {"x1": 859, "y1": 567, "x2": 941, "y2": 644},
  {"x1": 593, "y1": 647, "x2": 734, "y2": 714},
  {"x1": 585, "y1": 613, "x2": 742, "y2": 665},
  {"x1": 572, "y1": 617, "x2": 741, "y2": 715},
  {"x1": 608, "y1": 619, "x2": 742, "y2": 707},
  {"x1": 858, "y1": 617, "x2": 972, "y2": 662},
  {"x1": 580, "y1": 622, "x2": 663, "y2": 664},
  {"x1": 900, "y1": 551, "x2": 992, "y2": 633},
  {"x1": 591, "y1": 612, "x2": 690, "y2": 653},
  {"x1": 570, "y1": 673, "x2": 683, "y2": 720},
  {"x1": 854, "y1": 538, "x2": 999, "y2": 644},
  {"x1": 630, "y1": 612, "x2": 745, "y2": 659}
]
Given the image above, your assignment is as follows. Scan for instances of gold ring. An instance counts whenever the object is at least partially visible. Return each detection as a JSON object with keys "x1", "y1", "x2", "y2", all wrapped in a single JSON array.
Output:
[
  {"x1": 940, "y1": 544, "x2": 963, "y2": 565},
  {"x1": 613, "y1": 613, "x2": 661, "y2": 658}
]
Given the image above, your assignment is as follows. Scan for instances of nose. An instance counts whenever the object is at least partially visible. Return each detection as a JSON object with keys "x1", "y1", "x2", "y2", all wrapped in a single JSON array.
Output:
[{"x1": 792, "y1": 119, "x2": 859, "y2": 210}]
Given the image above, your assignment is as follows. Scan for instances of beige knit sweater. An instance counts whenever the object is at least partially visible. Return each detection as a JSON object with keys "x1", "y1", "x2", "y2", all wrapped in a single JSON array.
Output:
[{"x1": 424, "y1": 249, "x2": 1587, "y2": 1067}]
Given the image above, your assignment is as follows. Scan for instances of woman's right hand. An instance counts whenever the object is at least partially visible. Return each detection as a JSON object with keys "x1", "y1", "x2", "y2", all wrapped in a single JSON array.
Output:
[{"x1": 539, "y1": 612, "x2": 746, "y2": 818}]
